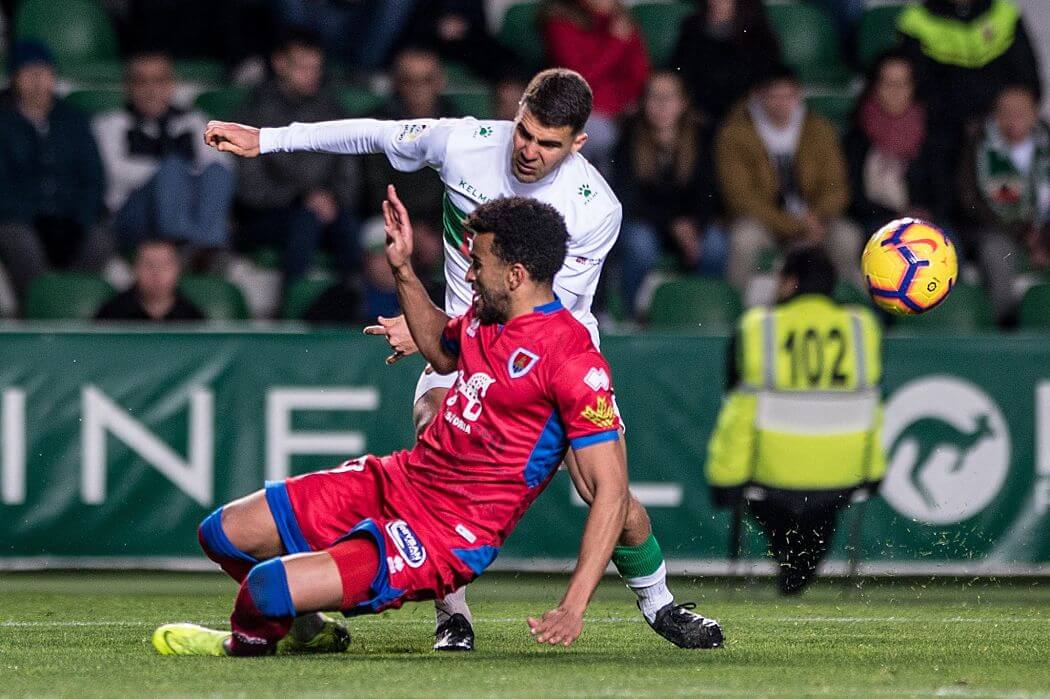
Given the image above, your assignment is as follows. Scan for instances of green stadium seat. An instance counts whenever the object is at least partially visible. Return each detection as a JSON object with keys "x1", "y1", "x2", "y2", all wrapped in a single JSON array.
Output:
[
  {"x1": 806, "y1": 92, "x2": 856, "y2": 133},
  {"x1": 194, "y1": 88, "x2": 250, "y2": 121},
  {"x1": 24, "y1": 273, "x2": 114, "y2": 320},
  {"x1": 1018, "y1": 283, "x2": 1050, "y2": 330},
  {"x1": 858, "y1": 4, "x2": 906, "y2": 69},
  {"x1": 64, "y1": 59, "x2": 124, "y2": 84},
  {"x1": 499, "y1": 2, "x2": 544, "y2": 72},
  {"x1": 447, "y1": 91, "x2": 494, "y2": 119},
  {"x1": 630, "y1": 3, "x2": 693, "y2": 69},
  {"x1": 338, "y1": 86, "x2": 384, "y2": 117},
  {"x1": 833, "y1": 281, "x2": 872, "y2": 308},
  {"x1": 443, "y1": 61, "x2": 487, "y2": 90},
  {"x1": 14, "y1": 0, "x2": 119, "y2": 69},
  {"x1": 178, "y1": 275, "x2": 249, "y2": 321},
  {"x1": 647, "y1": 277, "x2": 743, "y2": 332},
  {"x1": 891, "y1": 282, "x2": 995, "y2": 333},
  {"x1": 766, "y1": 3, "x2": 852, "y2": 86},
  {"x1": 282, "y1": 278, "x2": 332, "y2": 320},
  {"x1": 175, "y1": 59, "x2": 226, "y2": 85},
  {"x1": 64, "y1": 89, "x2": 124, "y2": 115}
]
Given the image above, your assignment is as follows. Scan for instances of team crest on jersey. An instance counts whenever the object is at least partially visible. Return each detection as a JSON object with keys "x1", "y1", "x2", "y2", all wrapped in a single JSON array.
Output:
[
  {"x1": 581, "y1": 395, "x2": 616, "y2": 428},
  {"x1": 466, "y1": 317, "x2": 480, "y2": 337},
  {"x1": 386, "y1": 520, "x2": 427, "y2": 568},
  {"x1": 577, "y1": 183, "x2": 598, "y2": 205},
  {"x1": 397, "y1": 123, "x2": 428, "y2": 143},
  {"x1": 508, "y1": 348, "x2": 539, "y2": 379},
  {"x1": 473, "y1": 125, "x2": 494, "y2": 138}
]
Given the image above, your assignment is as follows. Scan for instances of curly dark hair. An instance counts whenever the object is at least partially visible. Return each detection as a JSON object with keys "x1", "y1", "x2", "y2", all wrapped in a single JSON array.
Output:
[
  {"x1": 465, "y1": 197, "x2": 568, "y2": 285},
  {"x1": 522, "y1": 68, "x2": 592, "y2": 134}
]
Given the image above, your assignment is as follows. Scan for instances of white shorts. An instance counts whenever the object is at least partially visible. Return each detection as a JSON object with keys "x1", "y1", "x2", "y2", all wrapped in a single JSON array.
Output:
[{"x1": 413, "y1": 367, "x2": 458, "y2": 405}]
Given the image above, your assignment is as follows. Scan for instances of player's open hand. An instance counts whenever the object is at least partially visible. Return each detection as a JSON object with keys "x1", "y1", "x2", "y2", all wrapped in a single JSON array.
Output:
[
  {"x1": 203, "y1": 120, "x2": 261, "y2": 157},
  {"x1": 527, "y1": 606, "x2": 584, "y2": 647},
  {"x1": 382, "y1": 184, "x2": 414, "y2": 272},
  {"x1": 363, "y1": 315, "x2": 418, "y2": 364}
]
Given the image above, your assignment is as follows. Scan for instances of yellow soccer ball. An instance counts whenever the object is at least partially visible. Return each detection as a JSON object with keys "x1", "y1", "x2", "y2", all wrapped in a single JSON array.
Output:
[{"x1": 861, "y1": 218, "x2": 958, "y2": 315}]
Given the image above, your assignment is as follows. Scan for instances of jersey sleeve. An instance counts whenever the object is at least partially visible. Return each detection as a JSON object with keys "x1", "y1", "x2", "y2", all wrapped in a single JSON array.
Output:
[
  {"x1": 259, "y1": 117, "x2": 461, "y2": 174},
  {"x1": 382, "y1": 119, "x2": 461, "y2": 172},
  {"x1": 551, "y1": 350, "x2": 621, "y2": 450},
  {"x1": 553, "y1": 203, "x2": 622, "y2": 316},
  {"x1": 440, "y1": 311, "x2": 467, "y2": 357}
]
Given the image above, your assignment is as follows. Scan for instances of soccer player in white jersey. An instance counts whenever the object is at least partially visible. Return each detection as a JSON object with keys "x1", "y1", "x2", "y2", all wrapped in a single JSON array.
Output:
[{"x1": 204, "y1": 69, "x2": 722, "y2": 652}]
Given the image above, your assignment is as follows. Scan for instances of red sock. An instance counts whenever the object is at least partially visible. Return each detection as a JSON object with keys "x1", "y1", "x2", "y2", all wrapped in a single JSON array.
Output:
[
  {"x1": 328, "y1": 537, "x2": 380, "y2": 611},
  {"x1": 228, "y1": 581, "x2": 293, "y2": 656}
]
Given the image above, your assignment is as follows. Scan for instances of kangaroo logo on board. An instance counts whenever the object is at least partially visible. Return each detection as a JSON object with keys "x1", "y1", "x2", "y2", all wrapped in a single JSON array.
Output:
[{"x1": 882, "y1": 376, "x2": 1010, "y2": 524}]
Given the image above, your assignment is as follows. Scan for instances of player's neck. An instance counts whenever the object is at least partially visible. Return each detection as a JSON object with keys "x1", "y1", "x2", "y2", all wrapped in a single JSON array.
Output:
[{"x1": 506, "y1": 290, "x2": 557, "y2": 322}]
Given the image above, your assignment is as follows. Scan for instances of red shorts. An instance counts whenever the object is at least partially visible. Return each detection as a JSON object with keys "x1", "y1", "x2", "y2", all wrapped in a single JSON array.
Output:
[{"x1": 265, "y1": 454, "x2": 491, "y2": 615}]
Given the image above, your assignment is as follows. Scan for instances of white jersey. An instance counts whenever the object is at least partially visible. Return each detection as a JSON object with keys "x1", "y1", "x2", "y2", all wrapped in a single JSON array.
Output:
[{"x1": 261, "y1": 117, "x2": 621, "y2": 345}]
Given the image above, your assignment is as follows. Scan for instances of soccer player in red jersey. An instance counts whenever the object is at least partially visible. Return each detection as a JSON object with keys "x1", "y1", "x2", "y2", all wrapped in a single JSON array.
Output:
[{"x1": 152, "y1": 188, "x2": 723, "y2": 656}]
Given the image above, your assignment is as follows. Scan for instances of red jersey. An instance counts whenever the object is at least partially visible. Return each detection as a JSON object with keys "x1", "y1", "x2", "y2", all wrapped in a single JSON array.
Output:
[{"x1": 390, "y1": 298, "x2": 620, "y2": 548}]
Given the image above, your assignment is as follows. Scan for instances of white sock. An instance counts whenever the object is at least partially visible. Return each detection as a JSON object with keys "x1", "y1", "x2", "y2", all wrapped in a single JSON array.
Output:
[
  {"x1": 624, "y1": 562, "x2": 673, "y2": 623},
  {"x1": 434, "y1": 586, "x2": 472, "y2": 627}
]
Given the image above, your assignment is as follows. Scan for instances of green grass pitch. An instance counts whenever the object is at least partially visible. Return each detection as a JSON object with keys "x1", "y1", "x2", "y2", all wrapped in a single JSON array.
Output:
[{"x1": 3, "y1": 571, "x2": 1049, "y2": 697}]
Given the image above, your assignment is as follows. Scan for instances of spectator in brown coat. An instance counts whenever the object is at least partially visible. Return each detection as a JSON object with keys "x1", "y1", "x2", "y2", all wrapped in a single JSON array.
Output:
[{"x1": 715, "y1": 65, "x2": 861, "y2": 298}]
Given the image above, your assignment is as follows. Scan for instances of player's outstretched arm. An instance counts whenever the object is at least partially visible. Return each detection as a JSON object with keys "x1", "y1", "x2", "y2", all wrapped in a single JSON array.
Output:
[
  {"x1": 528, "y1": 439, "x2": 629, "y2": 646},
  {"x1": 203, "y1": 121, "x2": 261, "y2": 157},
  {"x1": 381, "y1": 185, "x2": 457, "y2": 374}
]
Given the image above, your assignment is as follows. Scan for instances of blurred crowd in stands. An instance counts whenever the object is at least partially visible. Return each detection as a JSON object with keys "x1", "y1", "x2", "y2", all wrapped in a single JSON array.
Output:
[{"x1": 0, "y1": 0, "x2": 1046, "y2": 329}]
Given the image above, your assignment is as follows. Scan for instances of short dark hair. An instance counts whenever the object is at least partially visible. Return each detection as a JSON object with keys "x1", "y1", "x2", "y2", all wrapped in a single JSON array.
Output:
[
  {"x1": 466, "y1": 197, "x2": 568, "y2": 285},
  {"x1": 522, "y1": 68, "x2": 592, "y2": 133},
  {"x1": 756, "y1": 63, "x2": 801, "y2": 90},
  {"x1": 135, "y1": 236, "x2": 184, "y2": 260},
  {"x1": 995, "y1": 82, "x2": 1039, "y2": 107},
  {"x1": 275, "y1": 27, "x2": 323, "y2": 54},
  {"x1": 781, "y1": 244, "x2": 836, "y2": 297}
]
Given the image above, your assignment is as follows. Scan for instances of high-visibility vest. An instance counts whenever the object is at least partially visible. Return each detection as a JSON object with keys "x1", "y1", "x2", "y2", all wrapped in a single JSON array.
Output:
[
  {"x1": 898, "y1": 0, "x2": 1022, "y2": 69},
  {"x1": 706, "y1": 294, "x2": 886, "y2": 491}
]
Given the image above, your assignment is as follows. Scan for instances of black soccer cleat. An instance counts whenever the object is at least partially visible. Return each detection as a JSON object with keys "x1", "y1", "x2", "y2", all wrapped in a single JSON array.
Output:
[
  {"x1": 645, "y1": 602, "x2": 724, "y2": 649},
  {"x1": 433, "y1": 613, "x2": 475, "y2": 651}
]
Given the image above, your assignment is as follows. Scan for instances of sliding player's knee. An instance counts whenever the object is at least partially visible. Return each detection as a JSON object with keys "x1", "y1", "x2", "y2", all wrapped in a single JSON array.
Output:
[
  {"x1": 245, "y1": 559, "x2": 297, "y2": 618},
  {"x1": 216, "y1": 491, "x2": 282, "y2": 560},
  {"x1": 198, "y1": 507, "x2": 258, "y2": 565}
]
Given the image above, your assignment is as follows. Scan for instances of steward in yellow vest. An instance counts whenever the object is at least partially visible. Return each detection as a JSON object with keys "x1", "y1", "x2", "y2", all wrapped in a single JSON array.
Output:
[{"x1": 706, "y1": 245, "x2": 884, "y2": 594}]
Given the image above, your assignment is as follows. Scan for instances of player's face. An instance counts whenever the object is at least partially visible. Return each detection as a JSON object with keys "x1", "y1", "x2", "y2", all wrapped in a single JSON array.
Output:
[
  {"x1": 466, "y1": 233, "x2": 512, "y2": 325},
  {"x1": 511, "y1": 107, "x2": 587, "y2": 183}
]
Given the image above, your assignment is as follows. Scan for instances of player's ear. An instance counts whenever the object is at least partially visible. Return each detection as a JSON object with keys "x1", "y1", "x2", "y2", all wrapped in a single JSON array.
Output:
[
  {"x1": 571, "y1": 131, "x2": 588, "y2": 154},
  {"x1": 507, "y1": 263, "x2": 527, "y2": 291}
]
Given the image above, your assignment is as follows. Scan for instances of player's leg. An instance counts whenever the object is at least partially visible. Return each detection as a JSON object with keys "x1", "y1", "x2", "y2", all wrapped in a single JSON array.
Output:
[
  {"x1": 155, "y1": 538, "x2": 377, "y2": 657},
  {"x1": 197, "y1": 490, "x2": 282, "y2": 582},
  {"x1": 414, "y1": 380, "x2": 479, "y2": 651},
  {"x1": 195, "y1": 488, "x2": 349, "y2": 653},
  {"x1": 566, "y1": 435, "x2": 723, "y2": 649}
]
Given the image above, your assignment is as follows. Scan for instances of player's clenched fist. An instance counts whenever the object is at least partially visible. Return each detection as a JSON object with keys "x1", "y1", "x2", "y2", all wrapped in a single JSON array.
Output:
[
  {"x1": 203, "y1": 120, "x2": 261, "y2": 157},
  {"x1": 528, "y1": 606, "x2": 585, "y2": 647}
]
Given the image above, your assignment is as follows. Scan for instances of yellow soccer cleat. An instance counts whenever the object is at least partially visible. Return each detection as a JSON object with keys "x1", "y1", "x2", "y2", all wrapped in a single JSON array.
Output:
[
  {"x1": 152, "y1": 623, "x2": 231, "y2": 656},
  {"x1": 277, "y1": 613, "x2": 351, "y2": 655}
]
